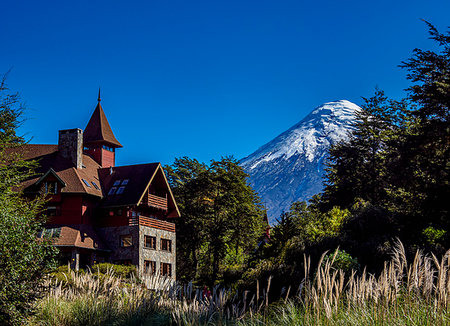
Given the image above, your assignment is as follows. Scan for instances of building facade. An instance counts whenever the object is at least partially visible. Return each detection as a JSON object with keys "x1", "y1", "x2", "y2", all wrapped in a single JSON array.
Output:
[{"x1": 17, "y1": 94, "x2": 180, "y2": 279}]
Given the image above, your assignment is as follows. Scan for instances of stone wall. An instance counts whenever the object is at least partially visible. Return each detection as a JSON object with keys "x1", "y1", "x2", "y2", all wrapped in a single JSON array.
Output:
[
  {"x1": 97, "y1": 224, "x2": 176, "y2": 280},
  {"x1": 97, "y1": 225, "x2": 140, "y2": 265},
  {"x1": 139, "y1": 225, "x2": 176, "y2": 280},
  {"x1": 58, "y1": 128, "x2": 83, "y2": 169}
]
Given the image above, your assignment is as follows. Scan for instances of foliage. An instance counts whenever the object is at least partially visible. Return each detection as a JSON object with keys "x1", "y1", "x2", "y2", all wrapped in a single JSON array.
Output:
[
  {"x1": 32, "y1": 241, "x2": 450, "y2": 326},
  {"x1": 323, "y1": 249, "x2": 359, "y2": 274},
  {"x1": 316, "y1": 22, "x2": 450, "y2": 269},
  {"x1": 91, "y1": 263, "x2": 138, "y2": 279},
  {"x1": 422, "y1": 226, "x2": 446, "y2": 247},
  {"x1": 0, "y1": 73, "x2": 57, "y2": 325},
  {"x1": 165, "y1": 156, "x2": 266, "y2": 284}
]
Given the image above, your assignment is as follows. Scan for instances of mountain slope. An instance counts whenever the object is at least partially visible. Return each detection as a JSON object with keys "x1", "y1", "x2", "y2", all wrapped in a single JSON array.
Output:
[{"x1": 240, "y1": 100, "x2": 361, "y2": 223}]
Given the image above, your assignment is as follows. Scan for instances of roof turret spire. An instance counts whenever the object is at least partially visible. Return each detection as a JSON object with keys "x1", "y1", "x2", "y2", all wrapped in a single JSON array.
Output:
[{"x1": 83, "y1": 91, "x2": 122, "y2": 148}]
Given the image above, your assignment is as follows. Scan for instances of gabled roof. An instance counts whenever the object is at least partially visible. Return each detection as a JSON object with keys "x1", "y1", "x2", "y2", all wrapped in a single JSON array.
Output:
[
  {"x1": 98, "y1": 163, "x2": 181, "y2": 218},
  {"x1": 83, "y1": 102, "x2": 122, "y2": 148},
  {"x1": 98, "y1": 163, "x2": 159, "y2": 207},
  {"x1": 35, "y1": 168, "x2": 66, "y2": 187},
  {"x1": 14, "y1": 145, "x2": 104, "y2": 197}
]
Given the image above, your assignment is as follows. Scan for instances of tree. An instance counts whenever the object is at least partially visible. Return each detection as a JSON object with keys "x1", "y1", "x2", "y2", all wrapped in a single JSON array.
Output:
[
  {"x1": 0, "y1": 74, "x2": 57, "y2": 325},
  {"x1": 396, "y1": 22, "x2": 450, "y2": 233},
  {"x1": 165, "y1": 157, "x2": 208, "y2": 281},
  {"x1": 166, "y1": 156, "x2": 266, "y2": 284},
  {"x1": 322, "y1": 22, "x2": 450, "y2": 261},
  {"x1": 323, "y1": 90, "x2": 409, "y2": 210}
]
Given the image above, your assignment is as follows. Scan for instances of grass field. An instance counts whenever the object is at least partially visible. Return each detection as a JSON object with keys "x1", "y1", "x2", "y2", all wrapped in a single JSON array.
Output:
[{"x1": 30, "y1": 240, "x2": 450, "y2": 325}]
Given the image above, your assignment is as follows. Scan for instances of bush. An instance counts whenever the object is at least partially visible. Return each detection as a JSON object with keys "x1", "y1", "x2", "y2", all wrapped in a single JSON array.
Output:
[
  {"x1": 0, "y1": 74, "x2": 58, "y2": 325},
  {"x1": 91, "y1": 263, "x2": 137, "y2": 279},
  {"x1": 323, "y1": 249, "x2": 359, "y2": 274}
]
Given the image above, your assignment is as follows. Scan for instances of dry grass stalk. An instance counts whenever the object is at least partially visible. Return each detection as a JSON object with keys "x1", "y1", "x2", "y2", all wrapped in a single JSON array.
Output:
[{"x1": 35, "y1": 240, "x2": 450, "y2": 325}]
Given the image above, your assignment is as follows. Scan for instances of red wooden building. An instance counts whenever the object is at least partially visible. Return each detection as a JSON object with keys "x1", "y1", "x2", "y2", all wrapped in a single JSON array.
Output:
[{"x1": 17, "y1": 94, "x2": 180, "y2": 278}]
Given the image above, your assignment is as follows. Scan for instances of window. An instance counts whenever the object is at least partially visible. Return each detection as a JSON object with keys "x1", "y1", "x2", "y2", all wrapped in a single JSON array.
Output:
[
  {"x1": 103, "y1": 145, "x2": 115, "y2": 152},
  {"x1": 160, "y1": 262, "x2": 172, "y2": 277},
  {"x1": 116, "y1": 186, "x2": 125, "y2": 194},
  {"x1": 120, "y1": 235, "x2": 133, "y2": 247},
  {"x1": 82, "y1": 179, "x2": 91, "y2": 188},
  {"x1": 161, "y1": 238, "x2": 172, "y2": 252},
  {"x1": 130, "y1": 211, "x2": 140, "y2": 218},
  {"x1": 144, "y1": 235, "x2": 156, "y2": 249},
  {"x1": 121, "y1": 179, "x2": 129, "y2": 185},
  {"x1": 92, "y1": 181, "x2": 100, "y2": 190},
  {"x1": 44, "y1": 182, "x2": 58, "y2": 194},
  {"x1": 108, "y1": 187, "x2": 117, "y2": 195},
  {"x1": 47, "y1": 206, "x2": 61, "y2": 216},
  {"x1": 144, "y1": 260, "x2": 156, "y2": 274},
  {"x1": 113, "y1": 180, "x2": 121, "y2": 186},
  {"x1": 40, "y1": 227, "x2": 61, "y2": 238}
]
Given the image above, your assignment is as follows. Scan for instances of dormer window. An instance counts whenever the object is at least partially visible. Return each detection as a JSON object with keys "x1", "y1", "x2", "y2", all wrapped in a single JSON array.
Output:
[
  {"x1": 39, "y1": 227, "x2": 62, "y2": 238},
  {"x1": 113, "y1": 180, "x2": 121, "y2": 186},
  {"x1": 44, "y1": 182, "x2": 58, "y2": 194},
  {"x1": 92, "y1": 181, "x2": 100, "y2": 190},
  {"x1": 82, "y1": 179, "x2": 91, "y2": 188},
  {"x1": 108, "y1": 187, "x2": 117, "y2": 195},
  {"x1": 121, "y1": 179, "x2": 129, "y2": 185},
  {"x1": 116, "y1": 186, "x2": 125, "y2": 195}
]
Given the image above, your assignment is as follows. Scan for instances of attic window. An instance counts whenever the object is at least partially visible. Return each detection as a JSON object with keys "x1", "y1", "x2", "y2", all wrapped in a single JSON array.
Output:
[
  {"x1": 44, "y1": 182, "x2": 58, "y2": 194},
  {"x1": 113, "y1": 180, "x2": 121, "y2": 186},
  {"x1": 116, "y1": 186, "x2": 125, "y2": 195},
  {"x1": 92, "y1": 181, "x2": 100, "y2": 190},
  {"x1": 82, "y1": 179, "x2": 91, "y2": 188},
  {"x1": 40, "y1": 227, "x2": 61, "y2": 238},
  {"x1": 108, "y1": 187, "x2": 117, "y2": 195},
  {"x1": 121, "y1": 179, "x2": 129, "y2": 185}
]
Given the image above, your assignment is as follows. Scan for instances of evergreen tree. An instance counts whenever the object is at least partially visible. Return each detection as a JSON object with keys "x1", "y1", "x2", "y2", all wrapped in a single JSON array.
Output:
[
  {"x1": 166, "y1": 156, "x2": 266, "y2": 284},
  {"x1": 0, "y1": 74, "x2": 57, "y2": 325}
]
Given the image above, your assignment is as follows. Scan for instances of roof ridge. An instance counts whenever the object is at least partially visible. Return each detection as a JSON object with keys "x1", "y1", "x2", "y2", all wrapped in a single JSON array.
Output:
[{"x1": 71, "y1": 167, "x2": 88, "y2": 192}]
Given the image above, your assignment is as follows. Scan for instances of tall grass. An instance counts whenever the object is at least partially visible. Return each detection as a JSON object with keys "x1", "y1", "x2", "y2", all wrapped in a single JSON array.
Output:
[{"x1": 31, "y1": 240, "x2": 450, "y2": 325}]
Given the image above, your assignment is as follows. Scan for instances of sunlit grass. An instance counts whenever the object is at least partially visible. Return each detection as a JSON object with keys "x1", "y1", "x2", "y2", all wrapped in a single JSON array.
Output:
[{"x1": 30, "y1": 240, "x2": 450, "y2": 325}]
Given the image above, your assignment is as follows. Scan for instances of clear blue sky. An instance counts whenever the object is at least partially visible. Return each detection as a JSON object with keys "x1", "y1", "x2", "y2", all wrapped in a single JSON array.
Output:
[{"x1": 1, "y1": 0, "x2": 449, "y2": 166}]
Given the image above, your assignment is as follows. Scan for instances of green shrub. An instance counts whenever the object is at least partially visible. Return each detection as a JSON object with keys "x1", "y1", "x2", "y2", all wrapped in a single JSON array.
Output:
[
  {"x1": 422, "y1": 226, "x2": 446, "y2": 246},
  {"x1": 91, "y1": 263, "x2": 137, "y2": 279},
  {"x1": 323, "y1": 249, "x2": 359, "y2": 273}
]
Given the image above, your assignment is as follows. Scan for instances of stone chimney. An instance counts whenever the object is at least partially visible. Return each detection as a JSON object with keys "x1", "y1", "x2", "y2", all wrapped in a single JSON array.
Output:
[{"x1": 58, "y1": 128, "x2": 83, "y2": 169}]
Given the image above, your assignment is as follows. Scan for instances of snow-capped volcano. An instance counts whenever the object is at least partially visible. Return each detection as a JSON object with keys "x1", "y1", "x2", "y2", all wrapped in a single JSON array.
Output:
[{"x1": 240, "y1": 100, "x2": 361, "y2": 223}]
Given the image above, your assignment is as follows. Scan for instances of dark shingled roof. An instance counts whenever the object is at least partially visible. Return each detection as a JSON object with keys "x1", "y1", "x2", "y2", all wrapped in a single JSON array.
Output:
[
  {"x1": 83, "y1": 102, "x2": 122, "y2": 148},
  {"x1": 98, "y1": 163, "x2": 159, "y2": 207},
  {"x1": 13, "y1": 144, "x2": 104, "y2": 197},
  {"x1": 49, "y1": 224, "x2": 109, "y2": 251}
]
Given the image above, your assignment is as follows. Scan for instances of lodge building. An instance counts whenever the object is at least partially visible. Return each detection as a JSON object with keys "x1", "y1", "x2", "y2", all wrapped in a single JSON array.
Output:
[{"x1": 16, "y1": 93, "x2": 180, "y2": 279}]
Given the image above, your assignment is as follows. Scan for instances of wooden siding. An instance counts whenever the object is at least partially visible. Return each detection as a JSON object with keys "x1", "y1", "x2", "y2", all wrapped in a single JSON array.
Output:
[
  {"x1": 47, "y1": 195, "x2": 83, "y2": 224},
  {"x1": 129, "y1": 215, "x2": 175, "y2": 232},
  {"x1": 148, "y1": 194, "x2": 168, "y2": 210}
]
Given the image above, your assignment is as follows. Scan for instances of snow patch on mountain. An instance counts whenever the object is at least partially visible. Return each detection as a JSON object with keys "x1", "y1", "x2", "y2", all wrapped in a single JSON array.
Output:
[{"x1": 240, "y1": 100, "x2": 361, "y2": 223}]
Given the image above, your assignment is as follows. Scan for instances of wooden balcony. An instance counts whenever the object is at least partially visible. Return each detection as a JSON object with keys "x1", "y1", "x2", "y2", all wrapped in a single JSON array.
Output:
[
  {"x1": 129, "y1": 215, "x2": 175, "y2": 232},
  {"x1": 148, "y1": 194, "x2": 168, "y2": 211}
]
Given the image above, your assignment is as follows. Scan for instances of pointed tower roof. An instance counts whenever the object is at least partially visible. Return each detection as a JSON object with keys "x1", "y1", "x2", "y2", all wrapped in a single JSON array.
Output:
[{"x1": 83, "y1": 91, "x2": 123, "y2": 148}]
